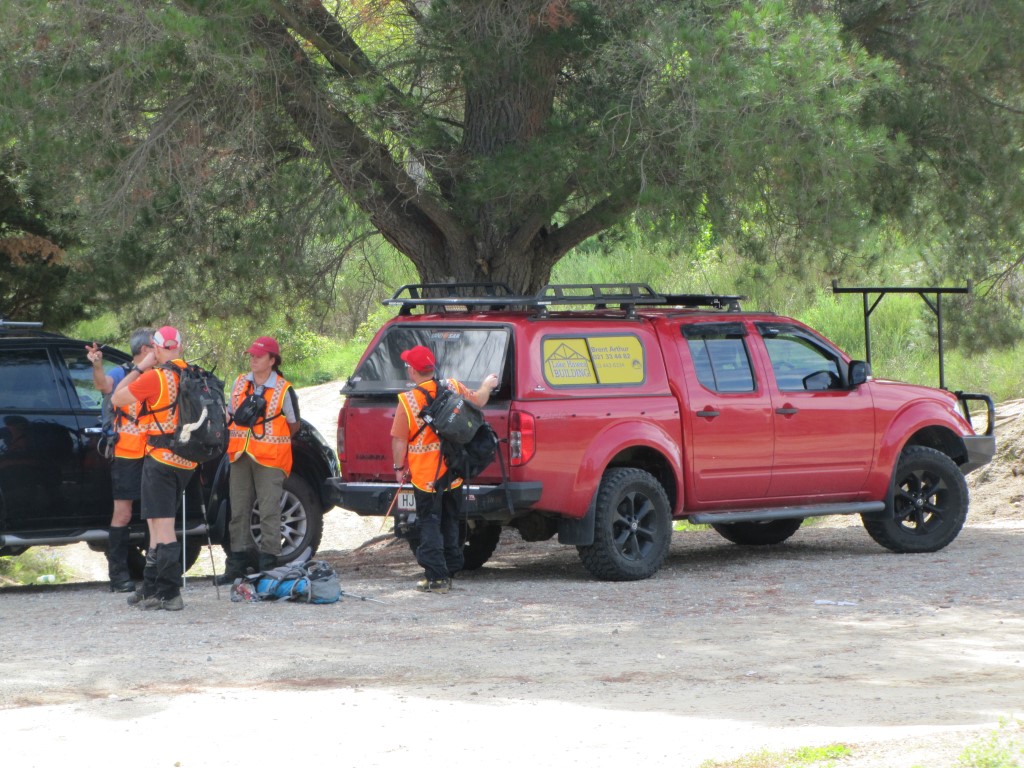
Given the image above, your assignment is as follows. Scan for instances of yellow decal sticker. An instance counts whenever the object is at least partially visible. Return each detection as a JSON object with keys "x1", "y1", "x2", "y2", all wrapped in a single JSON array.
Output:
[
  {"x1": 543, "y1": 336, "x2": 645, "y2": 386},
  {"x1": 543, "y1": 339, "x2": 597, "y2": 384}
]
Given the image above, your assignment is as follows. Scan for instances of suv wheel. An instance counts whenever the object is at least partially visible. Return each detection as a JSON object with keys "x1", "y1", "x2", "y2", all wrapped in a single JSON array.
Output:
[
  {"x1": 711, "y1": 518, "x2": 803, "y2": 546},
  {"x1": 862, "y1": 446, "x2": 968, "y2": 553},
  {"x1": 577, "y1": 468, "x2": 672, "y2": 581}
]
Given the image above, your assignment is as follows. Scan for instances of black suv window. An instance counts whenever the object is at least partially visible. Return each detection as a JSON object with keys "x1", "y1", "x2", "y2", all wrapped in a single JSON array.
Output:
[
  {"x1": 758, "y1": 324, "x2": 843, "y2": 391},
  {"x1": 0, "y1": 349, "x2": 66, "y2": 410},
  {"x1": 59, "y1": 348, "x2": 107, "y2": 410},
  {"x1": 343, "y1": 325, "x2": 510, "y2": 394},
  {"x1": 682, "y1": 323, "x2": 756, "y2": 393}
]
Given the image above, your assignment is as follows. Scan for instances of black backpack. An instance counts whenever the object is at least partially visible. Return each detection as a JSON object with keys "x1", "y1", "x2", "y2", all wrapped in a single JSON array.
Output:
[
  {"x1": 147, "y1": 363, "x2": 229, "y2": 464},
  {"x1": 413, "y1": 379, "x2": 497, "y2": 481}
]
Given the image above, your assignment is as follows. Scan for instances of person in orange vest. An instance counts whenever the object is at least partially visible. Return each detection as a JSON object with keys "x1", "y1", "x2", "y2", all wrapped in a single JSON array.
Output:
[
  {"x1": 391, "y1": 345, "x2": 498, "y2": 593},
  {"x1": 110, "y1": 325, "x2": 195, "y2": 611},
  {"x1": 86, "y1": 328, "x2": 155, "y2": 593},
  {"x1": 216, "y1": 335, "x2": 300, "y2": 585}
]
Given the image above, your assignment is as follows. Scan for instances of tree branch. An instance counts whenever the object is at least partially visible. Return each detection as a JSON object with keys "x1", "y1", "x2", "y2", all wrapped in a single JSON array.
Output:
[
  {"x1": 544, "y1": 182, "x2": 642, "y2": 259},
  {"x1": 249, "y1": 14, "x2": 471, "y2": 258}
]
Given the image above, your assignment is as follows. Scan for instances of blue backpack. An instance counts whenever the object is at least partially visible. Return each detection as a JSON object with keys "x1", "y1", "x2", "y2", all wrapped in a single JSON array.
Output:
[{"x1": 230, "y1": 559, "x2": 341, "y2": 604}]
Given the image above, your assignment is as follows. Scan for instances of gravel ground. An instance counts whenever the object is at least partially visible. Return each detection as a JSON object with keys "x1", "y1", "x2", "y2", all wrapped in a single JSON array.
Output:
[{"x1": 1, "y1": 385, "x2": 1021, "y2": 768}]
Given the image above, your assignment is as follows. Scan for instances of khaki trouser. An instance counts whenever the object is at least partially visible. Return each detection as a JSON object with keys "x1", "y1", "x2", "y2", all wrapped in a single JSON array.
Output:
[{"x1": 228, "y1": 453, "x2": 285, "y2": 556}]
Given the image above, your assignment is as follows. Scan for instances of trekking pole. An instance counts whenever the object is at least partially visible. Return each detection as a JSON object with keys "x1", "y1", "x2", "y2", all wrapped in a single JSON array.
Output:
[
  {"x1": 379, "y1": 480, "x2": 406, "y2": 533},
  {"x1": 339, "y1": 589, "x2": 385, "y2": 604},
  {"x1": 181, "y1": 490, "x2": 187, "y2": 588},
  {"x1": 200, "y1": 499, "x2": 221, "y2": 600}
]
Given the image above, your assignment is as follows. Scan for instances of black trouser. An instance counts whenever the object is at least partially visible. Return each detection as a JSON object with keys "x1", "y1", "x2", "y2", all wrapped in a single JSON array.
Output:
[{"x1": 414, "y1": 485, "x2": 464, "y2": 581}]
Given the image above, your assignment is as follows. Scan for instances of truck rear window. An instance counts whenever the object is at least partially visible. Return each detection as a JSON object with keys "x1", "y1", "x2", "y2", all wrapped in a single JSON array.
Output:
[{"x1": 342, "y1": 325, "x2": 510, "y2": 395}]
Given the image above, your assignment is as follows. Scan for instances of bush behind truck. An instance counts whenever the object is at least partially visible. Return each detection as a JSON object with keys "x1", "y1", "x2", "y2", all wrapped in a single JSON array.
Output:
[{"x1": 325, "y1": 283, "x2": 995, "y2": 581}]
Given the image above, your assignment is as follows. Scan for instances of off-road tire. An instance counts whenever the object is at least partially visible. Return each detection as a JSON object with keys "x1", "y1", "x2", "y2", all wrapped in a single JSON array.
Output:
[
  {"x1": 862, "y1": 445, "x2": 968, "y2": 553},
  {"x1": 711, "y1": 518, "x2": 803, "y2": 546},
  {"x1": 405, "y1": 520, "x2": 502, "y2": 571},
  {"x1": 577, "y1": 468, "x2": 672, "y2": 581},
  {"x1": 462, "y1": 522, "x2": 502, "y2": 570}
]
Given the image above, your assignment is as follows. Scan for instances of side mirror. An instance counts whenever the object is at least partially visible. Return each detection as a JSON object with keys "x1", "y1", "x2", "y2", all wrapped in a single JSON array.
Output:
[{"x1": 849, "y1": 360, "x2": 871, "y2": 387}]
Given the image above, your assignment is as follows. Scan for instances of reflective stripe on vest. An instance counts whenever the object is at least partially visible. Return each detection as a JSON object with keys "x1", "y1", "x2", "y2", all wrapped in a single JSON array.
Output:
[
  {"x1": 227, "y1": 373, "x2": 293, "y2": 475},
  {"x1": 142, "y1": 361, "x2": 197, "y2": 470},
  {"x1": 113, "y1": 401, "x2": 147, "y2": 460}
]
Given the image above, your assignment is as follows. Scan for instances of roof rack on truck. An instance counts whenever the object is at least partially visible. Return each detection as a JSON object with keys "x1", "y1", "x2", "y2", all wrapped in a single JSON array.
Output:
[{"x1": 385, "y1": 282, "x2": 745, "y2": 318}]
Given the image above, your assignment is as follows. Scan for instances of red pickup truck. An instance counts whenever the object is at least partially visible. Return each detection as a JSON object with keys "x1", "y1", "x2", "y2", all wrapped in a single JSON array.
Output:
[{"x1": 324, "y1": 283, "x2": 995, "y2": 581}]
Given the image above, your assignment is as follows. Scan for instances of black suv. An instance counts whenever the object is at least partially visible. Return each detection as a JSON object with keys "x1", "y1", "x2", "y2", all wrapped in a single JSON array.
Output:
[{"x1": 0, "y1": 320, "x2": 339, "y2": 576}]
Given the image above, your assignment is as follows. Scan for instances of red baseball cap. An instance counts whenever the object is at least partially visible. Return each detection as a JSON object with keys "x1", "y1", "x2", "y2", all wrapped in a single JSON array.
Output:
[
  {"x1": 400, "y1": 345, "x2": 435, "y2": 373},
  {"x1": 153, "y1": 326, "x2": 181, "y2": 351},
  {"x1": 248, "y1": 336, "x2": 280, "y2": 357}
]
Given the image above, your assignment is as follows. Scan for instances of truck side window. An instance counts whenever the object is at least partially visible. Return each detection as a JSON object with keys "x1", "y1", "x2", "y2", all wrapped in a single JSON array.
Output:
[
  {"x1": 683, "y1": 324, "x2": 755, "y2": 393},
  {"x1": 762, "y1": 332, "x2": 841, "y2": 391}
]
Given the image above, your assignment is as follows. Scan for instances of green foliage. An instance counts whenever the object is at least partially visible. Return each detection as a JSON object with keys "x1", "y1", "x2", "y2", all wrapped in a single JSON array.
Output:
[
  {"x1": 699, "y1": 742, "x2": 851, "y2": 768},
  {"x1": 0, "y1": 549, "x2": 70, "y2": 586},
  {"x1": 957, "y1": 718, "x2": 1024, "y2": 768}
]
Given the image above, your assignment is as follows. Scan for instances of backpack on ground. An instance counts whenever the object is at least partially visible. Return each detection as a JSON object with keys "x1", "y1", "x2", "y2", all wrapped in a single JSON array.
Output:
[
  {"x1": 148, "y1": 363, "x2": 228, "y2": 464},
  {"x1": 230, "y1": 559, "x2": 341, "y2": 604}
]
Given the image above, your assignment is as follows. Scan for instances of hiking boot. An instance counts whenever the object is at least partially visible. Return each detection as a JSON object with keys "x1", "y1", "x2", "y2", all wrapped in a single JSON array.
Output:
[
  {"x1": 137, "y1": 594, "x2": 184, "y2": 611},
  {"x1": 213, "y1": 551, "x2": 250, "y2": 586},
  {"x1": 126, "y1": 589, "x2": 147, "y2": 605},
  {"x1": 109, "y1": 577, "x2": 136, "y2": 593},
  {"x1": 416, "y1": 577, "x2": 451, "y2": 594},
  {"x1": 106, "y1": 526, "x2": 135, "y2": 593},
  {"x1": 258, "y1": 552, "x2": 278, "y2": 573}
]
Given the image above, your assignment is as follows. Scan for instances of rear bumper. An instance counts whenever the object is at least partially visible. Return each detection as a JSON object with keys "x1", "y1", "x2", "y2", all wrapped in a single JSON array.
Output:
[{"x1": 323, "y1": 479, "x2": 543, "y2": 520}]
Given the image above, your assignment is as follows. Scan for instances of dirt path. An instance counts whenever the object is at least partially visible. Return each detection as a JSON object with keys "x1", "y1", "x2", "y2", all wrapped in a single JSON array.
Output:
[{"x1": 1, "y1": 385, "x2": 1022, "y2": 768}]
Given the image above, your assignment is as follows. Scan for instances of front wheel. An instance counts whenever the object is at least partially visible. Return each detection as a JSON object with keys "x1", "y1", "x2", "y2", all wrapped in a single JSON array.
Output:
[
  {"x1": 711, "y1": 518, "x2": 803, "y2": 546},
  {"x1": 577, "y1": 468, "x2": 672, "y2": 581},
  {"x1": 862, "y1": 446, "x2": 968, "y2": 553}
]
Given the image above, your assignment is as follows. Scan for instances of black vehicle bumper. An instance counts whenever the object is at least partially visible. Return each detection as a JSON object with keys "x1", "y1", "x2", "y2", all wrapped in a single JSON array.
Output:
[
  {"x1": 961, "y1": 434, "x2": 996, "y2": 475},
  {"x1": 323, "y1": 479, "x2": 543, "y2": 521}
]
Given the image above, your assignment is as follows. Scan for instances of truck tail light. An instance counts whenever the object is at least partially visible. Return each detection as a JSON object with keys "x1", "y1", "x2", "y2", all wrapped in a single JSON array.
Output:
[
  {"x1": 336, "y1": 408, "x2": 346, "y2": 466},
  {"x1": 509, "y1": 409, "x2": 535, "y2": 466}
]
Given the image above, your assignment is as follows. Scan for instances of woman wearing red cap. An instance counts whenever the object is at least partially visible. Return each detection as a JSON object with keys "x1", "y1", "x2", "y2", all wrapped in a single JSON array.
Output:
[
  {"x1": 217, "y1": 336, "x2": 300, "y2": 584},
  {"x1": 391, "y1": 345, "x2": 498, "y2": 593}
]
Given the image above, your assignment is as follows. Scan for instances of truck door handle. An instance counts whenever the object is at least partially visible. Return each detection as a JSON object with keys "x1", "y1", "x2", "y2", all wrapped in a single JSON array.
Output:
[
  {"x1": 83, "y1": 426, "x2": 103, "y2": 435},
  {"x1": 775, "y1": 407, "x2": 799, "y2": 415},
  {"x1": 696, "y1": 409, "x2": 720, "y2": 418}
]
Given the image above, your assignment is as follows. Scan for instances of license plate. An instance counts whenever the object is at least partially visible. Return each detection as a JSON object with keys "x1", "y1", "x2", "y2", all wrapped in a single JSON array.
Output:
[{"x1": 397, "y1": 490, "x2": 416, "y2": 511}]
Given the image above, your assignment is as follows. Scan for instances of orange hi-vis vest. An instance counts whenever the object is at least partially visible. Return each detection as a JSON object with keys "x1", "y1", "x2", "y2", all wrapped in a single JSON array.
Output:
[
  {"x1": 113, "y1": 400, "x2": 146, "y2": 460},
  {"x1": 398, "y1": 378, "x2": 465, "y2": 493},
  {"x1": 227, "y1": 373, "x2": 293, "y2": 475},
  {"x1": 142, "y1": 360, "x2": 197, "y2": 470}
]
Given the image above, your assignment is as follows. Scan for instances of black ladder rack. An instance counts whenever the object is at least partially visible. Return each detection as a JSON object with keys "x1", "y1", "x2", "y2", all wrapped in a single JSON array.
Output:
[{"x1": 385, "y1": 282, "x2": 745, "y2": 317}]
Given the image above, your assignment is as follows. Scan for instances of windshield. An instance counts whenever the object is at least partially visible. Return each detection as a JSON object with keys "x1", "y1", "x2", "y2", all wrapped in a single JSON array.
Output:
[{"x1": 343, "y1": 325, "x2": 511, "y2": 395}]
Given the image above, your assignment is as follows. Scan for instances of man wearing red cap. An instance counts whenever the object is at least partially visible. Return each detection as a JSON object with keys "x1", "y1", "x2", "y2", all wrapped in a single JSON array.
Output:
[
  {"x1": 391, "y1": 345, "x2": 498, "y2": 593},
  {"x1": 111, "y1": 325, "x2": 194, "y2": 611},
  {"x1": 216, "y1": 335, "x2": 300, "y2": 584}
]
